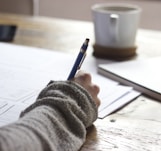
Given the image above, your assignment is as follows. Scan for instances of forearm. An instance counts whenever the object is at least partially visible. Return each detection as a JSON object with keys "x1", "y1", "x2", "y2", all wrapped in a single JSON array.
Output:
[{"x1": 0, "y1": 81, "x2": 98, "y2": 151}]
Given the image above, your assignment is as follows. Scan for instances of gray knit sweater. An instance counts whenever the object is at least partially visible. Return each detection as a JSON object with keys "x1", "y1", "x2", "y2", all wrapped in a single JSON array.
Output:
[{"x1": 0, "y1": 81, "x2": 98, "y2": 151}]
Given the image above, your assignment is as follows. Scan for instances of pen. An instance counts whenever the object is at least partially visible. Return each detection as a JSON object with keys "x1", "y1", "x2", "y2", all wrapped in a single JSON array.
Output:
[{"x1": 67, "y1": 38, "x2": 90, "y2": 80}]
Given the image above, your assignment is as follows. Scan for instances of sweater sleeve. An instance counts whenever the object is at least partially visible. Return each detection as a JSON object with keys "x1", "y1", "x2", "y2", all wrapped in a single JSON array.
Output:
[{"x1": 0, "y1": 81, "x2": 98, "y2": 151}]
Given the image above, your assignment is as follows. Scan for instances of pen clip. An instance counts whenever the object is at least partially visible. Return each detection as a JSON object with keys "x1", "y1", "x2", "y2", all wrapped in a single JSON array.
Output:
[{"x1": 78, "y1": 53, "x2": 86, "y2": 69}]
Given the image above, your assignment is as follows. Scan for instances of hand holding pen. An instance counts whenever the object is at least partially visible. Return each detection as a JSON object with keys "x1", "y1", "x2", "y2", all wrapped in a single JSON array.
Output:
[{"x1": 67, "y1": 38, "x2": 90, "y2": 80}]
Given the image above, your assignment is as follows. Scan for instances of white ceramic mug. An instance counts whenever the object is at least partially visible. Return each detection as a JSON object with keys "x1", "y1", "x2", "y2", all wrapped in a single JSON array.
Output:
[{"x1": 92, "y1": 3, "x2": 141, "y2": 48}]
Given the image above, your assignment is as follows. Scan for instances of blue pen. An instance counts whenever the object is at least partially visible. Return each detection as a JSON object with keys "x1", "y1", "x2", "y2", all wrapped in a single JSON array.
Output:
[{"x1": 67, "y1": 38, "x2": 89, "y2": 80}]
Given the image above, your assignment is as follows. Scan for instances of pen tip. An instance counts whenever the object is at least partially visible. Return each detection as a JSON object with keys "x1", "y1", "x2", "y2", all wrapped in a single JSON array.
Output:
[
  {"x1": 86, "y1": 38, "x2": 90, "y2": 42},
  {"x1": 85, "y1": 38, "x2": 90, "y2": 45}
]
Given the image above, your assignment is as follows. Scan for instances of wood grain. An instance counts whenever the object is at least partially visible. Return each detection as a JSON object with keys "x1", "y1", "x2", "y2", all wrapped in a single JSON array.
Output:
[{"x1": 1, "y1": 13, "x2": 161, "y2": 151}]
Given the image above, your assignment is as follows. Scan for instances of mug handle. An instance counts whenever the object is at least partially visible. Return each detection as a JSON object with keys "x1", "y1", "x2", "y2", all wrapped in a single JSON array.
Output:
[{"x1": 110, "y1": 14, "x2": 119, "y2": 42}]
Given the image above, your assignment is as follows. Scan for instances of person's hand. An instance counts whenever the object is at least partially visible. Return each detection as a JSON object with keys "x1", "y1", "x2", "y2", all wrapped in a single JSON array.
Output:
[{"x1": 72, "y1": 70, "x2": 101, "y2": 107}]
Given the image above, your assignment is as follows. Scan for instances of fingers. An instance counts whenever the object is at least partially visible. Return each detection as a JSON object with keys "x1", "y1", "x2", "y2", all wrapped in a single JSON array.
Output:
[
  {"x1": 72, "y1": 70, "x2": 101, "y2": 107},
  {"x1": 93, "y1": 84, "x2": 101, "y2": 107},
  {"x1": 95, "y1": 97, "x2": 101, "y2": 107},
  {"x1": 74, "y1": 70, "x2": 92, "y2": 83},
  {"x1": 91, "y1": 84, "x2": 100, "y2": 95}
]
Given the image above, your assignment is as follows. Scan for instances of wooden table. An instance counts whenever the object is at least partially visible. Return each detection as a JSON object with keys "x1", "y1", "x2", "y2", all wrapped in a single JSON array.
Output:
[{"x1": 1, "y1": 13, "x2": 161, "y2": 150}]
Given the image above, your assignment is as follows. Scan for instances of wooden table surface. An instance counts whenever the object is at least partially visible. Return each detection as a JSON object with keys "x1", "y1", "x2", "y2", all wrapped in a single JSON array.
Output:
[{"x1": 1, "y1": 13, "x2": 161, "y2": 150}]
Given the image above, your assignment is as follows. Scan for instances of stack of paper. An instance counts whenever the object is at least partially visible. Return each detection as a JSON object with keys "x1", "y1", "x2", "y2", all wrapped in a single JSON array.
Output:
[{"x1": 0, "y1": 42, "x2": 140, "y2": 126}]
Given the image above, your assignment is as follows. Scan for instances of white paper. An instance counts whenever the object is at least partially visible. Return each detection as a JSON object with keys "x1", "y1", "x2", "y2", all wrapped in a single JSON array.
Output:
[
  {"x1": 98, "y1": 85, "x2": 133, "y2": 112},
  {"x1": 0, "y1": 42, "x2": 141, "y2": 126},
  {"x1": 98, "y1": 90, "x2": 141, "y2": 118}
]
